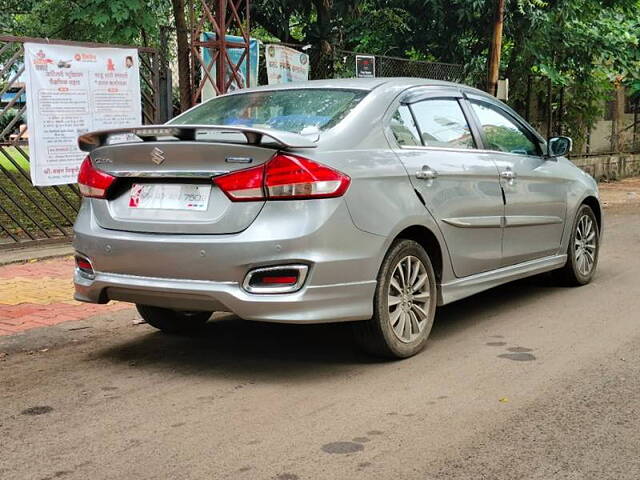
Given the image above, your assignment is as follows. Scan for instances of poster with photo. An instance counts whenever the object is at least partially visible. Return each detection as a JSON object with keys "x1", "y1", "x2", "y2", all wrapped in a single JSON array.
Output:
[{"x1": 24, "y1": 43, "x2": 141, "y2": 186}]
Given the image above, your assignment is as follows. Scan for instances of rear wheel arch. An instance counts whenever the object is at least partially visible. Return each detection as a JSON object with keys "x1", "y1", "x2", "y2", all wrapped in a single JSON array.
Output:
[
  {"x1": 393, "y1": 225, "x2": 444, "y2": 285},
  {"x1": 354, "y1": 237, "x2": 438, "y2": 358}
]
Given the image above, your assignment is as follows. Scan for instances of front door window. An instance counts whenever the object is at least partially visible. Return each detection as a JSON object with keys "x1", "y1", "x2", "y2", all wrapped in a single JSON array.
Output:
[{"x1": 470, "y1": 101, "x2": 539, "y2": 156}]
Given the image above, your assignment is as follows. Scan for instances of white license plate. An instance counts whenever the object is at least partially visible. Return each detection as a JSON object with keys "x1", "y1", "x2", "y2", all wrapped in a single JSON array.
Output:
[{"x1": 129, "y1": 184, "x2": 211, "y2": 211}]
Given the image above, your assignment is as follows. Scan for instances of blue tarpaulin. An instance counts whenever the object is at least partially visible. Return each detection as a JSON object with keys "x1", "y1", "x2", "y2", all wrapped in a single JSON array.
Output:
[
  {"x1": 1, "y1": 92, "x2": 26, "y2": 104},
  {"x1": 201, "y1": 33, "x2": 259, "y2": 98}
]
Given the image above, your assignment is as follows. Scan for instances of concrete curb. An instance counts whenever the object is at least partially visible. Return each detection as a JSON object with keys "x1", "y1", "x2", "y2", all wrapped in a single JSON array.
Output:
[{"x1": 0, "y1": 244, "x2": 75, "y2": 267}]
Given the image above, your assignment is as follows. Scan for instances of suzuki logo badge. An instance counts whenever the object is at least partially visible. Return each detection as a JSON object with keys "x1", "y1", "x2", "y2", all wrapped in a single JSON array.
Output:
[{"x1": 150, "y1": 147, "x2": 165, "y2": 165}]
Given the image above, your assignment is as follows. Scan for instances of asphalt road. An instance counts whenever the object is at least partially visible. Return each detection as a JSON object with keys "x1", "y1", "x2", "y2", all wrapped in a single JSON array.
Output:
[{"x1": 1, "y1": 206, "x2": 639, "y2": 480}]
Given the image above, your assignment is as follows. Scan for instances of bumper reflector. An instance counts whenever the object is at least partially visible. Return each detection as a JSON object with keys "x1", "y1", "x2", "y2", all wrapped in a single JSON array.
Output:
[
  {"x1": 75, "y1": 255, "x2": 95, "y2": 278},
  {"x1": 243, "y1": 265, "x2": 309, "y2": 294},
  {"x1": 262, "y1": 276, "x2": 298, "y2": 284}
]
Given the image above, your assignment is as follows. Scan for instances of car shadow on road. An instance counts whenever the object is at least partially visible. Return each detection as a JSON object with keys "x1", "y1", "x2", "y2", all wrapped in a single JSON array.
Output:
[
  {"x1": 430, "y1": 272, "x2": 561, "y2": 341},
  {"x1": 94, "y1": 273, "x2": 561, "y2": 380},
  {"x1": 95, "y1": 315, "x2": 379, "y2": 382}
]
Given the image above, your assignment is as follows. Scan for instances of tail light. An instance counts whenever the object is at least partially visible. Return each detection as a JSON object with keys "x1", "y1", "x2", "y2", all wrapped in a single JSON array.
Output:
[
  {"x1": 264, "y1": 154, "x2": 351, "y2": 199},
  {"x1": 214, "y1": 153, "x2": 350, "y2": 202},
  {"x1": 212, "y1": 162, "x2": 265, "y2": 201},
  {"x1": 77, "y1": 156, "x2": 116, "y2": 198}
]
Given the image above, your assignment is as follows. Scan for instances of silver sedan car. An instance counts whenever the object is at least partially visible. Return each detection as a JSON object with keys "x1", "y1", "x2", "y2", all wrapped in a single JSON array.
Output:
[{"x1": 73, "y1": 78, "x2": 601, "y2": 358}]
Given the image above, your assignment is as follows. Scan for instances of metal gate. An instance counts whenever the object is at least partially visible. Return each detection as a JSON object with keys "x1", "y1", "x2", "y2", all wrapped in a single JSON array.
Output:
[{"x1": 0, "y1": 36, "x2": 160, "y2": 249}]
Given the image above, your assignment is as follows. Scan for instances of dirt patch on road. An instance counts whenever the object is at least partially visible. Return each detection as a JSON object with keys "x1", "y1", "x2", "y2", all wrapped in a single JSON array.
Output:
[{"x1": 599, "y1": 177, "x2": 640, "y2": 208}]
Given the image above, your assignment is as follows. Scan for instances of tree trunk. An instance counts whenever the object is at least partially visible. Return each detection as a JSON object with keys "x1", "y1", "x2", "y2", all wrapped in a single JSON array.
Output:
[
  {"x1": 311, "y1": 0, "x2": 334, "y2": 79},
  {"x1": 611, "y1": 79, "x2": 625, "y2": 152},
  {"x1": 487, "y1": 0, "x2": 505, "y2": 95},
  {"x1": 171, "y1": 0, "x2": 192, "y2": 112},
  {"x1": 634, "y1": 98, "x2": 639, "y2": 151}
]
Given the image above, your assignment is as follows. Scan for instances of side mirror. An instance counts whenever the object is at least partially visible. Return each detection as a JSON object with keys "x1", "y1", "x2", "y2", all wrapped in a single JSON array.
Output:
[{"x1": 547, "y1": 136, "x2": 572, "y2": 158}]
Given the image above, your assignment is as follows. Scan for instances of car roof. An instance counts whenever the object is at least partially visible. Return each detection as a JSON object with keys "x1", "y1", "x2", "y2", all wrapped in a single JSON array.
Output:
[{"x1": 229, "y1": 77, "x2": 488, "y2": 96}]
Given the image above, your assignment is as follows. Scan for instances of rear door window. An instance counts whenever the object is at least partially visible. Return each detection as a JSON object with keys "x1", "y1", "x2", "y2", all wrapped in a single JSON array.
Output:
[
  {"x1": 390, "y1": 105, "x2": 421, "y2": 146},
  {"x1": 409, "y1": 99, "x2": 476, "y2": 149}
]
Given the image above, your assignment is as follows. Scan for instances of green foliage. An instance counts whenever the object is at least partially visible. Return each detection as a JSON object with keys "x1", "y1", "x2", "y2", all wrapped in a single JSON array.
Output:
[
  {"x1": 629, "y1": 79, "x2": 640, "y2": 99},
  {"x1": 522, "y1": 1, "x2": 640, "y2": 85},
  {"x1": 342, "y1": 3, "x2": 411, "y2": 55},
  {"x1": 254, "y1": 0, "x2": 640, "y2": 144},
  {"x1": 5, "y1": 0, "x2": 640, "y2": 143},
  {"x1": 6, "y1": 0, "x2": 170, "y2": 46},
  {"x1": 251, "y1": 0, "x2": 314, "y2": 43},
  {"x1": 504, "y1": 0, "x2": 640, "y2": 145}
]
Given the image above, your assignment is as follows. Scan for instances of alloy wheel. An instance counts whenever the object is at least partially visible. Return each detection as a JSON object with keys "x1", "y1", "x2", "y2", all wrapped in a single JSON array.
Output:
[
  {"x1": 387, "y1": 255, "x2": 432, "y2": 343},
  {"x1": 574, "y1": 214, "x2": 597, "y2": 276}
]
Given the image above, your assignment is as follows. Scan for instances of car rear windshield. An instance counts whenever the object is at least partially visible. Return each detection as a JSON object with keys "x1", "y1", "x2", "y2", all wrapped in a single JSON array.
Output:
[{"x1": 170, "y1": 88, "x2": 368, "y2": 134}]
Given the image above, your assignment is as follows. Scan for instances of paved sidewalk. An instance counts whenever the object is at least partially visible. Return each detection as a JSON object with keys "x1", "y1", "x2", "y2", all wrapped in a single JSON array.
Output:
[{"x1": 0, "y1": 257, "x2": 130, "y2": 336}]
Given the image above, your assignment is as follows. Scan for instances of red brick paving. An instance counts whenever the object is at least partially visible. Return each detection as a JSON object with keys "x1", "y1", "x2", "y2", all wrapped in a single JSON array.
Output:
[{"x1": 0, "y1": 257, "x2": 131, "y2": 336}]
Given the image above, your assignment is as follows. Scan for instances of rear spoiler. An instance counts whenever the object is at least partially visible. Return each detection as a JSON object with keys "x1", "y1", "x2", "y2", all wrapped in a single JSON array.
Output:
[{"x1": 77, "y1": 124, "x2": 318, "y2": 152}]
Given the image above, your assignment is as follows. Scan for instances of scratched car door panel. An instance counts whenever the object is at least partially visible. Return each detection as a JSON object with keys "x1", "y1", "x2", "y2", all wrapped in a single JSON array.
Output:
[{"x1": 468, "y1": 99, "x2": 567, "y2": 265}]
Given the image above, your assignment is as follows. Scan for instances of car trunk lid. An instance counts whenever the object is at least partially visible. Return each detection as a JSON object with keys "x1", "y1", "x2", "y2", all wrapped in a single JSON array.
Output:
[{"x1": 80, "y1": 126, "x2": 316, "y2": 235}]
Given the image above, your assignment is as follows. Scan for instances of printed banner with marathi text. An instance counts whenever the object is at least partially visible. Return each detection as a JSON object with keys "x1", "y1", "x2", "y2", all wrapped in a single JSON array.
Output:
[
  {"x1": 266, "y1": 44, "x2": 309, "y2": 85},
  {"x1": 24, "y1": 43, "x2": 141, "y2": 186}
]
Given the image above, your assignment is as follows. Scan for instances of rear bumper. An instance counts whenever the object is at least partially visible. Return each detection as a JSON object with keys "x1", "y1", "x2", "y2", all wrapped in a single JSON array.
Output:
[
  {"x1": 74, "y1": 270, "x2": 376, "y2": 324},
  {"x1": 73, "y1": 197, "x2": 384, "y2": 323}
]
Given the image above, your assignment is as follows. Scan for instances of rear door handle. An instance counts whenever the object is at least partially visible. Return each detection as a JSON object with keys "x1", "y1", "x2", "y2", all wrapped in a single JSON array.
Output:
[{"x1": 416, "y1": 166, "x2": 438, "y2": 180}]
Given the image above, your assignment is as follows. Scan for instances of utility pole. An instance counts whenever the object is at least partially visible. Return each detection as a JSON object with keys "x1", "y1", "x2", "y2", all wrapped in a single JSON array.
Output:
[
  {"x1": 487, "y1": 0, "x2": 505, "y2": 96},
  {"x1": 171, "y1": 0, "x2": 192, "y2": 112}
]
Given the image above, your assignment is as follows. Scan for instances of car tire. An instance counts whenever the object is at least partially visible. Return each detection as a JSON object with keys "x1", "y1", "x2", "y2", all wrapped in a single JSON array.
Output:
[
  {"x1": 136, "y1": 305, "x2": 212, "y2": 334},
  {"x1": 553, "y1": 204, "x2": 600, "y2": 286},
  {"x1": 353, "y1": 239, "x2": 437, "y2": 359}
]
